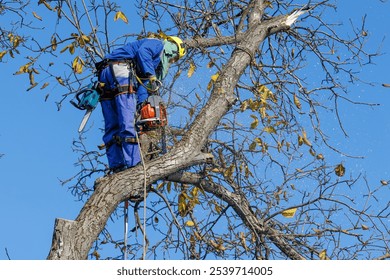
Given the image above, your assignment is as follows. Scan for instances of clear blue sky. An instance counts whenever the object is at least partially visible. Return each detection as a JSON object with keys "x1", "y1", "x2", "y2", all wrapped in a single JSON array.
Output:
[{"x1": 1, "y1": 1, "x2": 390, "y2": 260}]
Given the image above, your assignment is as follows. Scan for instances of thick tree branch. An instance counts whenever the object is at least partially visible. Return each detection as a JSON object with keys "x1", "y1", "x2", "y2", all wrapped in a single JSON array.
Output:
[{"x1": 167, "y1": 171, "x2": 305, "y2": 260}]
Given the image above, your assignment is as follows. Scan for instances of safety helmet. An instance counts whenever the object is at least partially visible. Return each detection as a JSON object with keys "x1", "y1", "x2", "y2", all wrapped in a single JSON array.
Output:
[{"x1": 165, "y1": 36, "x2": 186, "y2": 61}]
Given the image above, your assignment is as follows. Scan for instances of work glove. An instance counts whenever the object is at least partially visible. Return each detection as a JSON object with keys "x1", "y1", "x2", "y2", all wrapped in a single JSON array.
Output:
[{"x1": 147, "y1": 75, "x2": 160, "y2": 93}]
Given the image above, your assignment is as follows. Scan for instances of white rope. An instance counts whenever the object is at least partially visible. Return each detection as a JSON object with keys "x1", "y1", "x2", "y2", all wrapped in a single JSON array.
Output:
[{"x1": 133, "y1": 93, "x2": 148, "y2": 260}]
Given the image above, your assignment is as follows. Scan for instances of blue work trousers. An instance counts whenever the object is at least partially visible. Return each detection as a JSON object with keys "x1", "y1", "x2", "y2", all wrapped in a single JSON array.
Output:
[{"x1": 101, "y1": 93, "x2": 140, "y2": 170}]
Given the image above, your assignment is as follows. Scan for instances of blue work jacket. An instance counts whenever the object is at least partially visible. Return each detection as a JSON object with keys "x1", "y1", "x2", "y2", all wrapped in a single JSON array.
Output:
[{"x1": 104, "y1": 38, "x2": 164, "y2": 78}]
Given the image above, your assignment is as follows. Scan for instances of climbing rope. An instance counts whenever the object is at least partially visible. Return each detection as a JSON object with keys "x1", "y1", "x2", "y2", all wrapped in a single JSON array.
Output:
[{"x1": 135, "y1": 122, "x2": 148, "y2": 260}]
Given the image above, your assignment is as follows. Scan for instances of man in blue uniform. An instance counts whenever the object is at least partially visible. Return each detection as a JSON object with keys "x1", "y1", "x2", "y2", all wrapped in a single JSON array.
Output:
[{"x1": 98, "y1": 36, "x2": 186, "y2": 173}]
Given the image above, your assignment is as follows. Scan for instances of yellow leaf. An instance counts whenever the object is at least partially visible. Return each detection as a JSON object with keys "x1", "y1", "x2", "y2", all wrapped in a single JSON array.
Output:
[
  {"x1": 29, "y1": 71, "x2": 35, "y2": 85},
  {"x1": 249, "y1": 141, "x2": 257, "y2": 151},
  {"x1": 260, "y1": 107, "x2": 267, "y2": 119},
  {"x1": 0, "y1": 50, "x2": 7, "y2": 60},
  {"x1": 223, "y1": 164, "x2": 235, "y2": 181},
  {"x1": 361, "y1": 224, "x2": 369, "y2": 230},
  {"x1": 60, "y1": 44, "x2": 70, "y2": 53},
  {"x1": 244, "y1": 164, "x2": 252, "y2": 178},
  {"x1": 281, "y1": 208, "x2": 297, "y2": 218},
  {"x1": 42, "y1": 1, "x2": 53, "y2": 11},
  {"x1": 335, "y1": 163, "x2": 345, "y2": 177},
  {"x1": 298, "y1": 135, "x2": 304, "y2": 146},
  {"x1": 240, "y1": 100, "x2": 248, "y2": 111},
  {"x1": 258, "y1": 84, "x2": 267, "y2": 94},
  {"x1": 69, "y1": 43, "x2": 75, "y2": 55},
  {"x1": 10, "y1": 35, "x2": 22, "y2": 48},
  {"x1": 77, "y1": 35, "x2": 91, "y2": 47},
  {"x1": 32, "y1": 11, "x2": 42, "y2": 21},
  {"x1": 114, "y1": 11, "x2": 128, "y2": 24},
  {"x1": 294, "y1": 94, "x2": 301, "y2": 109},
  {"x1": 156, "y1": 182, "x2": 165, "y2": 190},
  {"x1": 214, "y1": 203, "x2": 222, "y2": 214},
  {"x1": 187, "y1": 62, "x2": 196, "y2": 78},
  {"x1": 81, "y1": 35, "x2": 91, "y2": 43},
  {"x1": 319, "y1": 249, "x2": 328, "y2": 260},
  {"x1": 185, "y1": 220, "x2": 195, "y2": 227},
  {"x1": 40, "y1": 82, "x2": 49, "y2": 89},
  {"x1": 250, "y1": 115, "x2": 259, "y2": 129},
  {"x1": 265, "y1": 0, "x2": 273, "y2": 8},
  {"x1": 263, "y1": 126, "x2": 276, "y2": 134},
  {"x1": 191, "y1": 187, "x2": 199, "y2": 197},
  {"x1": 316, "y1": 153, "x2": 324, "y2": 160},
  {"x1": 210, "y1": 72, "x2": 219, "y2": 83},
  {"x1": 72, "y1": 56, "x2": 84, "y2": 74},
  {"x1": 56, "y1": 76, "x2": 65, "y2": 86},
  {"x1": 302, "y1": 129, "x2": 312, "y2": 146},
  {"x1": 178, "y1": 193, "x2": 187, "y2": 217},
  {"x1": 207, "y1": 73, "x2": 219, "y2": 91},
  {"x1": 15, "y1": 62, "x2": 32, "y2": 74},
  {"x1": 249, "y1": 98, "x2": 259, "y2": 111}
]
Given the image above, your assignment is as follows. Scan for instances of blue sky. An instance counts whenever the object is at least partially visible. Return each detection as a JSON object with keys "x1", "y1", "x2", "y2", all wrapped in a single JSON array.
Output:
[{"x1": 1, "y1": 1, "x2": 390, "y2": 260}]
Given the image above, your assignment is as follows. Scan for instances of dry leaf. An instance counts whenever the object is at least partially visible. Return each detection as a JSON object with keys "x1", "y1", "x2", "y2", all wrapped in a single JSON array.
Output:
[
  {"x1": 250, "y1": 115, "x2": 259, "y2": 129},
  {"x1": 207, "y1": 73, "x2": 219, "y2": 91},
  {"x1": 335, "y1": 163, "x2": 345, "y2": 177},
  {"x1": 281, "y1": 208, "x2": 297, "y2": 218},
  {"x1": 0, "y1": 50, "x2": 7, "y2": 60},
  {"x1": 40, "y1": 82, "x2": 49, "y2": 89},
  {"x1": 32, "y1": 11, "x2": 42, "y2": 21},
  {"x1": 263, "y1": 126, "x2": 276, "y2": 134},
  {"x1": 302, "y1": 129, "x2": 312, "y2": 146},
  {"x1": 114, "y1": 11, "x2": 128, "y2": 24},
  {"x1": 56, "y1": 76, "x2": 65, "y2": 86},
  {"x1": 185, "y1": 220, "x2": 195, "y2": 227},
  {"x1": 72, "y1": 56, "x2": 84, "y2": 74},
  {"x1": 319, "y1": 249, "x2": 328, "y2": 260},
  {"x1": 293, "y1": 94, "x2": 301, "y2": 109},
  {"x1": 361, "y1": 224, "x2": 369, "y2": 230},
  {"x1": 187, "y1": 62, "x2": 196, "y2": 78},
  {"x1": 316, "y1": 153, "x2": 324, "y2": 160}
]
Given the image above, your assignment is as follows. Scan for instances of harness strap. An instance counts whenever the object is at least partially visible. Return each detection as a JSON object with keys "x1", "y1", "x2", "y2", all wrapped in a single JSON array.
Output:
[
  {"x1": 98, "y1": 135, "x2": 138, "y2": 150},
  {"x1": 99, "y1": 84, "x2": 135, "y2": 100}
]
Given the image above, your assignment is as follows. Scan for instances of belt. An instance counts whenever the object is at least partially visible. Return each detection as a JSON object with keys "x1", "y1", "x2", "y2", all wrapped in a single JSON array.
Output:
[{"x1": 99, "y1": 84, "x2": 135, "y2": 100}]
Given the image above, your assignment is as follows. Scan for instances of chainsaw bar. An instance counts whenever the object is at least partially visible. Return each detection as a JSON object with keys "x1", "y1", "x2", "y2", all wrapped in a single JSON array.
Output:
[{"x1": 78, "y1": 109, "x2": 92, "y2": 133}]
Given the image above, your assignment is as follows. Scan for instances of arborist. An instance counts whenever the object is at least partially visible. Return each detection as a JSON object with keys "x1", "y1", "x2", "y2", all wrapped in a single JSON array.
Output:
[{"x1": 96, "y1": 35, "x2": 186, "y2": 173}]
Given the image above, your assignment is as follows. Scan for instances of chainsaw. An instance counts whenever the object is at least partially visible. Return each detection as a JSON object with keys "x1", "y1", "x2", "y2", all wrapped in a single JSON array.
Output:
[
  {"x1": 70, "y1": 81, "x2": 101, "y2": 133},
  {"x1": 137, "y1": 94, "x2": 168, "y2": 153}
]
